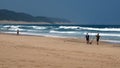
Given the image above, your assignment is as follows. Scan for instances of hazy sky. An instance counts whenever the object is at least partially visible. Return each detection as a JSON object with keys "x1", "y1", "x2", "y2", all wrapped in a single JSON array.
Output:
[{"x1": 0, "y1": 0, "x2": 120, "y2": 24}]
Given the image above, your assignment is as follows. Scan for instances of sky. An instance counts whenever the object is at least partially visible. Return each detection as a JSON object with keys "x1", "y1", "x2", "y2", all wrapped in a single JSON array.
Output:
[{"x1": 0, "y1": 0, "x2": 120, "y2": 25}]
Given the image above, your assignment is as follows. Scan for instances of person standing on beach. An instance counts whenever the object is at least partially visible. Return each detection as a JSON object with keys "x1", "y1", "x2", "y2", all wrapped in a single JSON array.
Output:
[
  {"x1": 17, "y1": 29, "x2": 19, "y2": 35},
  {"x1": 85, "y1": 33, "x2": 89, "y2": 44},
  {"x1": 96, "y1": 33, "x2": 100, "y2": 45}
]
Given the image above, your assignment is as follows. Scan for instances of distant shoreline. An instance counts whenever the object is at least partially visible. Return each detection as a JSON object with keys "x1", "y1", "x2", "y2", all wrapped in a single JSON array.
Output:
[
  {"x1": 0, "y1": 20, "x2": 75, "y2": 25},
  {"x1": 0, "y1": 20, "x2": 50, "y2": 24}
]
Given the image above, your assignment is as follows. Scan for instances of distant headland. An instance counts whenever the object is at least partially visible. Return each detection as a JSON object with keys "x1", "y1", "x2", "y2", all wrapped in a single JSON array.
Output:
[{"x1": 0, "y1": 9, "x2": 71, "y2": 24}]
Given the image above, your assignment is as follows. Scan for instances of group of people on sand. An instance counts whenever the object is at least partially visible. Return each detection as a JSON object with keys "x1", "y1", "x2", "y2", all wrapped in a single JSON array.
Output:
[{"x1": 85, "y1": 33, "x2": 100, "y2": 45}]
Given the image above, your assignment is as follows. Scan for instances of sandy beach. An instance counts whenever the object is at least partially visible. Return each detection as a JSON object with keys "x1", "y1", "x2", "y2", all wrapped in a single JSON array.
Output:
[
  {"x1": 0, "y1": 20, "x2": 71, "y2": 24},
  {"x1": 0, "y1": 20, "x2": 50, "y2": 24},
  {"x1": 0, "y1": 34, "x2": 120, "y2": 68}
]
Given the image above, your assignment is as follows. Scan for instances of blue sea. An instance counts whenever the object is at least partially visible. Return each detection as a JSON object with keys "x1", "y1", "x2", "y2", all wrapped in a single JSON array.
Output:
[{"x1": 0, "y1": 24, "x2": 120, "y2": 44}]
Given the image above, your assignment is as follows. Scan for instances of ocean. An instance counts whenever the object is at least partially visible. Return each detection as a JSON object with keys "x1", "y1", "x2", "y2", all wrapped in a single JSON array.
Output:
[{"x1": 0, "y1": 24, "x2": 120, "y2": 44}]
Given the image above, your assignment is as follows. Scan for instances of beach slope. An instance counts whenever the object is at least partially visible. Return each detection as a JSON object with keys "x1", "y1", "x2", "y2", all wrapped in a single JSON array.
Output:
[{"x1": 0, "y1": 34, "x2": 120, "y2": 68}]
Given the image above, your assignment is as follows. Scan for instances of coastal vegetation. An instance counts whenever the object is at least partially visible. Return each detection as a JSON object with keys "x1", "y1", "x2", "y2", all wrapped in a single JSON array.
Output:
[{"x1": 0, "y1": 9, "x2": 71, "y2": 23}]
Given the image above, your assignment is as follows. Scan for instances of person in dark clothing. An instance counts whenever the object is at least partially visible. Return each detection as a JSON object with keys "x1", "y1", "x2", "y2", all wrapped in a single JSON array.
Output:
[
  {"x1": 85, "y1": 33, "x2": 89, "y2": 44},
  {"x1": 96, "y1": 33, "x2": 100, "y2": 45},
  {"x1": 17, "y1": 29, "x2": 19, "y2": 35}
]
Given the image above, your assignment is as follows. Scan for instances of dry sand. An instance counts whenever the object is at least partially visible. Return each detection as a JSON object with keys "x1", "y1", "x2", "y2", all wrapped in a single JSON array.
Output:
[
  {"x1": 0, "y1": 20, "x2": 49, "y2": 24},
  {"x1": 0, "y1": 20, "x2": 72, "y2": 24},
  {"x1": 0, "y1": 34, "x2": 120, "y2": 68}
]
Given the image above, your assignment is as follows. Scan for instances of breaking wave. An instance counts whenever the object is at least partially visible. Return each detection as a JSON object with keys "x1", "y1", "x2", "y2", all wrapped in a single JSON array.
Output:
[
  {"x1": 59, "y1": 26, "x2": 120, "y2": 31},
  {"x1": 0, "y1": 24, "x2": 120, "y2": 44},
  {"x1": 83, "y1": 32, "x2": 120, "y2": 37}
]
